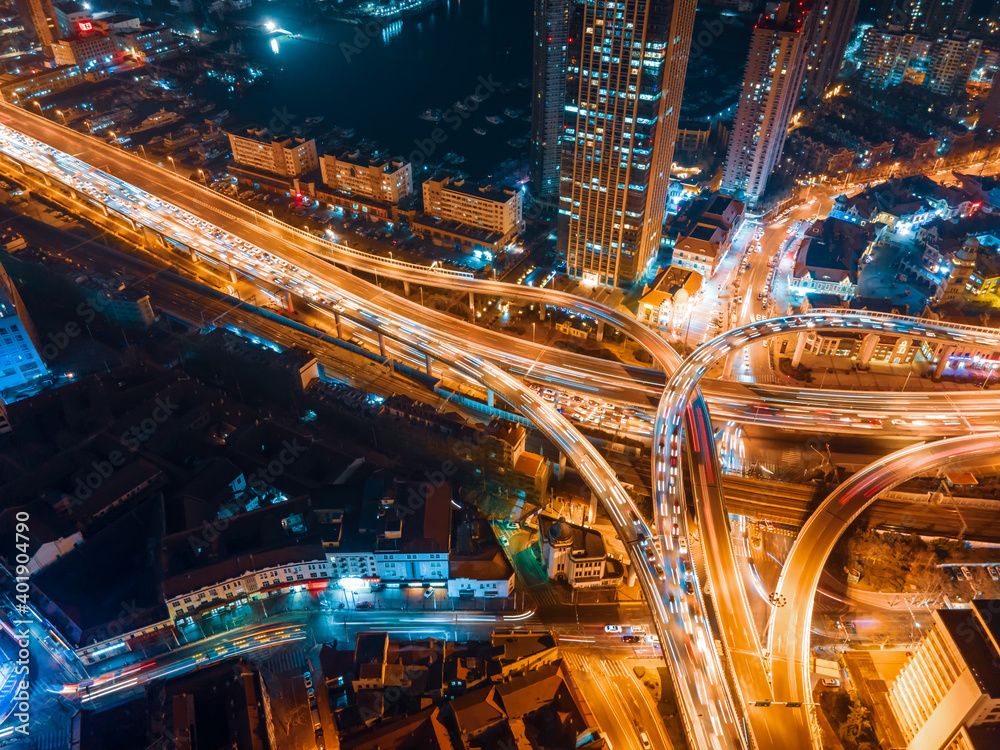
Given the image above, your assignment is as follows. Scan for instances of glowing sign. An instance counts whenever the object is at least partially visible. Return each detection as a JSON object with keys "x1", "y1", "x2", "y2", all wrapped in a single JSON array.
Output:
[{"x1": 78, "y1": 20, "x2": 93, "y2": 32}]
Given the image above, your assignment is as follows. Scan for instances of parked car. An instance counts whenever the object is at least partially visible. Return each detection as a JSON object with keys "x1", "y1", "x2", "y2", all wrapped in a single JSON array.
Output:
[{"x1": 604, "y1": 624, "x2": 622, "y2": 633}]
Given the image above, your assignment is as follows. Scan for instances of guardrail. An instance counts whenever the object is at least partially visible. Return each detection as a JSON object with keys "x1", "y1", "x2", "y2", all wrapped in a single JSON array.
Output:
[
  {"x1": 0, "y1": 105, "x2": 474, "y2": 280},
  {"x1": 808, "y1": 308, "x2": 1000, "y2": 337}
]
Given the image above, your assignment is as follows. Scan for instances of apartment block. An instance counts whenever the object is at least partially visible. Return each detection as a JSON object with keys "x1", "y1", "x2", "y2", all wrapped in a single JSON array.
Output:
[
  {"x1": 51, "y1": 28, "x2": 115, "y2": 70},
  {"x1": 226, "y1": 127, "x2": 319, "y2": 179},
  {"x1": 421, "y1": 172, "x2": 523, "y2": 245},
  {"x1": 319, "y1": 150, "x2": 413, "y2": 204}
]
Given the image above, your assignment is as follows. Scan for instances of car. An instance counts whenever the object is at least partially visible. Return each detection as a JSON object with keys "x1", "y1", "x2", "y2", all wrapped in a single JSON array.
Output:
[
  {"x1": 685, "y1": 580, "x2": 695, "y2": 595},
  {"x1": 303, "y1": 672, "x2": 313, "y2": 689},
  {"x1": 645, "y1": 634, "x2": 660, "y2": 644},
  {"x1": 736, "y1": 295, "x2": 744, "y2": 304},
  {"x1": 990, "y1": 566, "x2": 1000, "y2": 582},
  {"x1": 356, "y1": 601, "x2": 374, "y2": 610},
  {"x1": 961, "y1": 566, "x2": 972, "y2": 581},
  {"x1": 631, "y1": 625, "x2": 646, "y2": 635},
  {"x1": 621, "y1": 635, "x2": 642, "y2": 643},
  {"x1": 423, "y1": 588, "x2": 435, "y2": 598},
  {"x1": 679, "y1": 536, "x2": 688, "y2": 554},
  {"x1": 640, "y1": 732, "x2": 652, "y2": 750},
  {"x1": 604, "y1": 624, "x2": 622, "y2": 633},
  {"x1": 757, "y1": 292, "x2": 763, "y2": 299},
  {"x1": 821, "y1": 678, "x2": 841, "y2": 688}
]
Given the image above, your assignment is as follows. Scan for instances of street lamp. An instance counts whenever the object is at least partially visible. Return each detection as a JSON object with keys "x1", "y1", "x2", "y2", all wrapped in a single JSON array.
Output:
[
  {"x1": 167, "y1": 156, "x2": 177, "y2": 173},
  {"x1": 56, "y1": 109, "x2": 66, "y2": 124},
  {"x1": 32, "y1": 101, "x2": 42, "y2": 113},
  {"x1": 198, "y1": 168, "x2": 207, "y2": 185}
]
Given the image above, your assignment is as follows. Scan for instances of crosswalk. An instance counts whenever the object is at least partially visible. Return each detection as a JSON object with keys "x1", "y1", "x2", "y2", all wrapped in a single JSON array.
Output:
[
  {"x1": 261, "y1": 647, "x2": 307, "y2": 675},
  {"x1": 560, "y1": 650, "x2": 636, "y2": 679}
]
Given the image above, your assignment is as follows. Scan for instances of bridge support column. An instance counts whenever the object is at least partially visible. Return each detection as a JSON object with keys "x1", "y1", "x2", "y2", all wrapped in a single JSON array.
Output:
[
  {"x1": 933, "y1": 345, "x2": 955, "y2": 380},
  {"x1": 468, "y1": 291, "x2": 475, "y2": 322},
  {"x1": 539, "y1": 305, "x2": 546, "y2": 321},
  {"x1": 857, "y1": 333, "x2": 879, "y2": 370},
  {"x1": 283, "y1": 290, "x2": 294, "y2": 314},
  {"x1": 487, "y1": 388, "x2": 495, "y2": 409},
  {"x1": 378, "y1": 332, "x2": 387, "y2": 358},
  {"x1": 424, "y1": 352, "x2": 432, "y2": 375},
  {"x1": 596, "y1": 320, "x2": 605, "y2": 343},
  {"x1": 403, "y1": 280, "x2": 410, "y2": 296},
  {"x1": 229, "y1": 267, "x2": 238, "y2": 284},
  {"x1": 333, "y1": 311, "x2": 344, "y2": 338},
  {"x1": 791, "y1": 331, "x2": 808, "y2": 368}
]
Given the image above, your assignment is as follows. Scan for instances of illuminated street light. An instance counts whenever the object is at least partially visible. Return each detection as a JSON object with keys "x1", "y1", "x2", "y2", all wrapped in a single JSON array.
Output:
[{"x1": 167, "y1": 156, "x2": 177, "y2": 173}]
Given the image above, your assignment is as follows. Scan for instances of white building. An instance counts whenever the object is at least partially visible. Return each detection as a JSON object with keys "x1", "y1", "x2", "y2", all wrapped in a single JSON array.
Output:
[
  {"x1": 422, "y1": 173, "x2": 523, "y2": 246},
  {"x1": 537, "y1": 514, "x2": 624, "y2": 589}
]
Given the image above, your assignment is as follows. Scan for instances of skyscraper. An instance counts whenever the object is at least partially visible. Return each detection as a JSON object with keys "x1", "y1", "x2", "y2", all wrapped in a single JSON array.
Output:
[
  {"x1": 559, "y1": 0, "x2": 696, "y2": 289},
  {"x1": 721, "y1": 0, "x2": 813, "y2": 205},
  {"x1": 801, "y1": 0, "x2": 860, "y2": 99},
  {"x1": 530, "y1": 0, "x2": 570, "y2": 205},
  {"x1": 13, "y1": 0, "x2": 60, "y2": 55}
]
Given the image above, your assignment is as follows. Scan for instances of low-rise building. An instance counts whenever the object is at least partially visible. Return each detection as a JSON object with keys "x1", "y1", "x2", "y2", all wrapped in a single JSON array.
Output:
[
  {"x1": 0, "y1": 261, "x2": 47, "y2": 395},
  {"x1": 52, "y1": 0, "x2": 90, "y2": 36},
  {"x1": 114, "y1": 22, "x2": 185, "y2": 63},
  {"x1": 0, "y1": 64, "x2": 83, "y2": 106},
  {"x1": 672, "y1": 222, "x2": 725, "y2": 277},
  {"x1": 320, "y1": 149, "x2": 413, "y2": 205},
  {"x1": 420, "y1": 172, "x2": 523, "y2": 247},
  {"x1": 636, "y1": 265, "x2": 703, "y2": 329},
  {"x1": 790, "y1": 218, "x2": 866, "y2": 300},
  {"x1": 537, "y1": 514, "x2": 624, "y2": 589},
  {"x1": 51, "y1": 27, "x2": 115, "y2": 71},
  {"x1": 226, "y1": 127, "x2": 319, "y2": 179}
]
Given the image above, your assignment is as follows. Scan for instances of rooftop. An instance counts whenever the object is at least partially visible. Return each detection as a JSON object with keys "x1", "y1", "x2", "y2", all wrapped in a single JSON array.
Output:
[{"x1": 940, "y1": 606, "x2": 1000, "y2": 698}]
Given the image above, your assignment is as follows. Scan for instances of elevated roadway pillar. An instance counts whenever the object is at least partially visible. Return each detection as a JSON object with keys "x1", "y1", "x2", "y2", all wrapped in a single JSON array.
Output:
[
  {"x1": 468, "y1": 291, "x2": 475, "y2": 322},
  {"x1": 487, "y1": 388, "x2": 494, "y2": 408},
  {"x1": 857, "y1": 333, "x2": 879, "y2": 370},
  {"x1": 934, "y1": 345, "x2": 955, "y2": 380},
  {"x1": 283, "y1": 289, "x2": 294, "y2": 313},
  {"x1": 596, "y1": 320, "x2": 605, "y2": 342},
  {"x1": 229, "y1": 267, "x2": 238, "y2": 284},
  {"x1": 424, "y1": 352, "x2": 432, "y2": 375},
  {"x1": 403, "y1": 279, "x2": 410, "y2": 296},
  {"x1": 791, "y1": 331, "x2": 808, "y2": 368},
  {"x1": 333, "y1": 311, "x2": 343, "y2": 339},
  {"x1": 378, "y1": 331, "x2": 387, "y2": 358}
]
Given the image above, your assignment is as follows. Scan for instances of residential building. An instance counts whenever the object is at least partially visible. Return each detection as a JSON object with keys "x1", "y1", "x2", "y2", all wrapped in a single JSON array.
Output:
[
  {"x1": 887, "y1": 602, "x2": 1000, "y2": 750},
  {"x1": 672, "y1": 223, "x2": 725, "y2": 277},
  {"x1": 881, "y1": 0, "x2": 972, "y2": 37},
  {"x1": 0, "y1": 261, "x2": 47, "y2": 395},
  {"x1": 636, "y1": 265, "x2": 703, "y2": 328},
  {"x1": 935, "y1": 238, "x2": 1000, "y2": 303},
  {"x1": 319, "y1": 150, "x2": 413, "y2": 205},
  {"x1": 859, "y1": 28, "x2": 924, "y2": 88},
  {"x1": 52, "y1": 0, "x2": 89, "y2": 37},
  {"x1": 226, "y1": 128, "x2": 319, "y2": 179},
  {"x1": 789, "y1": 218, "x2": 867, "y2": 299},
  {"x1": 559, "y1": 0, "x2": 697, "y2": 288},
  {"x1": 925, "y1": 35, "x2": 981, "y2": 97},
  {"x1": 421, "y1": 173, "x2": 523, "y2": 246},
  {"x1": 722, "y1": 0, "x2": 813, "y2": 204},
  {"x1": 447, "y1": 507, "x2": 514, "y2": 599},
  {"x1": 115, "y1": 22, "x2": 185, "y2": 63},
  {"x1": 51, "y1": 27, "x2": 114, "y2": 70},
  {"x1": 530, "y1": 0, "x2": 570, "y2": 203},
  {"x1": 537, "y1": 514, "x2": 625, "y2": 589},
  {"x1": 979, "y1": 73, "x2": 1000, "y2": 139},
  {"x1": 0, "y1": 65, "x2": 83, "y2": 106},
  {"x1": 13, "y1": 0, "x2": 60, "y2": 54},
  {"x1": 801, "y1": 0, "x2": 861, "y2": 99}
]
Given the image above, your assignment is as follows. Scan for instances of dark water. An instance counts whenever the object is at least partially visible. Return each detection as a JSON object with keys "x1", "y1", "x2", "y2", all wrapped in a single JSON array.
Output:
[{"x1": 217, "y1": 0, "x2": 535, "y2": 180}]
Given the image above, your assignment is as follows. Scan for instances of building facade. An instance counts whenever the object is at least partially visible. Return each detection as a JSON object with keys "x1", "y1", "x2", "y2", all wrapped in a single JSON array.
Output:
[
  {"x1": 0, "y1": 65, "x2": 83, "y2": 106},
  {"x1": 51, "y1": 28, "x2": 115, "y2": 70},
  {"x1": 530, "y1": 0, "x2": 570, "y2": 203},
  {"x1": 226, "y1": 128, "x2": 319, "y2": 178},
  {"x1": 801, "y1": 0, "x2": 860, "y2": 99},
  {"x1": 421, "y1": 174, "x2": 523, "y2": 246},
  {"x1": 319, "y1": 150, "x2": 413, "y2": 204},
  {"x1": 537, "y1": 514, "x2": 625, "y2": 589},
  {"x1": 0, "y1": 263, "x2": 47, "y2": 395},
  {"x1": 559, "y1": 0, "x2": 697, "y2": 288},
  {"x1": 887, "y1": 603, "x2": 1000, "y2": 750},
  {"x1": 722, "y1": 1, "x2": 813, "y2": 204},
  {"x1": 14, "y1": 0, "x2": 61, "y2": 54}
]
